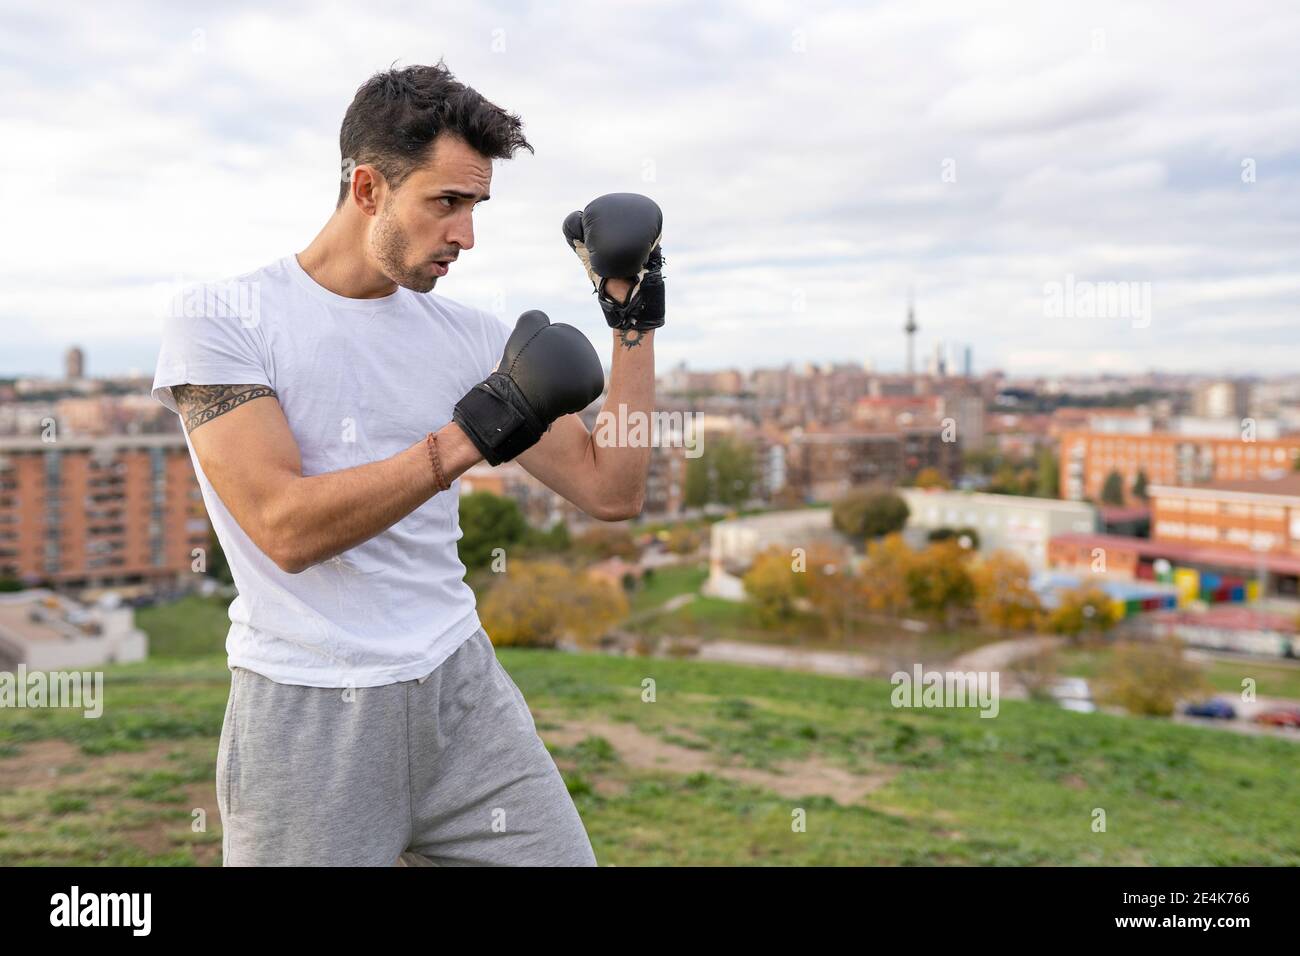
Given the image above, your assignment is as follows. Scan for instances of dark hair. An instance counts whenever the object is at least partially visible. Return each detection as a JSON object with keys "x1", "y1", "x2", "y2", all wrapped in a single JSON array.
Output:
[{"x1": 336, "y1": 60, "x2": 532, "y2": 207}]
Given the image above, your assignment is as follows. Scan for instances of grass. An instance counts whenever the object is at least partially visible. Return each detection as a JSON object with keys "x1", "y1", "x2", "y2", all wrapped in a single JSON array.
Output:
[
  {"x1": 629, "y1": 563, "x2": 709, "y2": 614},
  {"x1": 133, "y1": 594, "x2": 232, "y2": 659},
  {"x1": 497, "y1": 649, "x2": 1300, "y2": 865},
  {"x1": 3, "y1": 593, "x2": 1297, "y2": 865},
  {"x1": 3, "y1": 642, "x2": 1295, "y2": 864}
]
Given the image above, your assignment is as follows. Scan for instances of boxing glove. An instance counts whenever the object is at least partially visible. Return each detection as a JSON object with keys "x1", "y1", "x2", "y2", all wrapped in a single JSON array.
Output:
[
  {"x1": 453, "y1": 310, "x2": 604, "y2": 465},
  {"x1": 562, "y1": 193, "x2": 665, "y2": 332}
]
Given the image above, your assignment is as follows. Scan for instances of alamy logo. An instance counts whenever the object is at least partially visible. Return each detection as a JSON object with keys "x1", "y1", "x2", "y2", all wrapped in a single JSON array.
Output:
[
  {"x1": 0, "y1": 665, "x2": 103, "y2": 718},
  {"x1": 49, "y1": 886, "x2": 151, "y2": 936},
  {"x1": 1043, "y1": 273, "x2": 1151, "y2": 327},
  {"x1": 890, "y1": 664, "x2": 1000, "y2": 718}
]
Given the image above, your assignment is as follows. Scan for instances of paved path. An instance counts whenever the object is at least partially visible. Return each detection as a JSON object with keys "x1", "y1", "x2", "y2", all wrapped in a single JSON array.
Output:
[
  {"x1": 948, "y1": 635, "x2": 1065, "y2": 673},
  {"x1": 693, "y1": 640, "x2": 879, "y2": 678}
]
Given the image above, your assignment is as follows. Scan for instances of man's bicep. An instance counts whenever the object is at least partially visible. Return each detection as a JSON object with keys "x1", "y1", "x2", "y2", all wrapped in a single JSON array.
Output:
[
  {"x1": 515, "y1": 414, "x2": 602, "y2": 514},
  {"x1": 172, "y1": 384, "x2": 301, "y2": 561}
]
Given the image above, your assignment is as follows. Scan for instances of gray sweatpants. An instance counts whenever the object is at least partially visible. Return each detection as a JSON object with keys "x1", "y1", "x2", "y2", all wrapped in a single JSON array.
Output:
[{"x1": 215, "y1": 627, "x2": 597, "y2": 866}]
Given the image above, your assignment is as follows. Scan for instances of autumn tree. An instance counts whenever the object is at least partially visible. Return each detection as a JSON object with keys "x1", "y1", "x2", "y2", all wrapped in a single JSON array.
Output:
[
  {"x1": 742, "y1": 545, "x2": 806, "y2": 626},
  {"x1": 572, "y1": 525, "x2": 639, "y2": 561},
  {"x1": 860, "y1": 532, "x2": 913, "y2": 614},
  {"x1": 972, "y1": 551, "x2": 1044, "y2": 634},
  {"x1": 905, "y1": 539, "x2": 976, "y2": 625},
  {"x1": 1047, "y1": 586, "x2": 1120, "y2": 644},
  {"x1": 913, "y1": 467, "x2": 949, "y2": 490},
  {"x1": 479, "y1": 561, "x2": 628, "y2": 648}
]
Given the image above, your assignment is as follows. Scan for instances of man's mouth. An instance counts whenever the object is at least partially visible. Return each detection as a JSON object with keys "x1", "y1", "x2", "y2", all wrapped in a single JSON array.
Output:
[{"x1": 431, "y1": 260, "x2": 454, "y2": 277}]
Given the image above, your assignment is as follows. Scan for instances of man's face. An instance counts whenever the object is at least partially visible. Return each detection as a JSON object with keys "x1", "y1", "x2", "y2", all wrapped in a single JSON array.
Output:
[{"x1": 369, "y1": 132, "x2": 493, "y2": 293}]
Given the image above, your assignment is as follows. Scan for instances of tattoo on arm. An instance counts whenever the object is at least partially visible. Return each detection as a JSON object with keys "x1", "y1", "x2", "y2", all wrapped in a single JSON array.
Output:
[
  {"x1": 617, "y1": 329, "x2": 645, "y2": 350},
  {"x1": 172, "y1": 384, "x2": 277, "y2": 433}
]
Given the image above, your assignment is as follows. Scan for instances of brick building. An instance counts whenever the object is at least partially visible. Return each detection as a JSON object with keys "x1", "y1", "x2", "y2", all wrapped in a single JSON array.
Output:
[
  {"x1": 1058, "y1": 429, "x2": 1300, "y2": 503},
  {"x1": 0, "y1": 435, "x2": 209, "y2": 590}
]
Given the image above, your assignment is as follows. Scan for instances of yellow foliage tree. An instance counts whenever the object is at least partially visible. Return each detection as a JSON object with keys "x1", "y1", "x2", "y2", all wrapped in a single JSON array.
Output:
[
  {"x1": 905, "y1": 539, "x2": 976, "y2": 625},
  {"x1": 972, "y1": 550, "x2": 1044, "y2": 634},
  {"x1": 479, "y1": 560, "x2": 628, "y2": 648},
  {"x1": 742, "y1": 545, "x2": 805, "y2": 626},
  {"x1": 860, "y1": 532, "x2": 913, "y2": 614},
  {"x1": 1048, "y1": 586, "x2": 1120, "y2": 644},
  {"x1": 913, "y1": 467, "x2": 949, "y2": 490}
]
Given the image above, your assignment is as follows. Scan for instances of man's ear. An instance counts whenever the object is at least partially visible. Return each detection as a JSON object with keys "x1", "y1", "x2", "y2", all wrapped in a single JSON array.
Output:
[{"x1": 351, "y1": 165, "x2": 383, "y2": 216}]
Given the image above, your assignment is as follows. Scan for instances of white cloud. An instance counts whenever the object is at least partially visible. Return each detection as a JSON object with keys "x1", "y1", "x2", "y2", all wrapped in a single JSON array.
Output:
[{"x1": 1, "y1": 0, "x2": 1297, "y2": 376}]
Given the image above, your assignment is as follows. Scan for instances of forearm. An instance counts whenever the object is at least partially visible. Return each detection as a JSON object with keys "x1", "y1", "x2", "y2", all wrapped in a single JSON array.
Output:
[
  {"x1": 590, "y1": 327, "x2": 655, "y2": 514},
  {"x1": 269, "y1": 423, "x2": 480, "y2": 572}
]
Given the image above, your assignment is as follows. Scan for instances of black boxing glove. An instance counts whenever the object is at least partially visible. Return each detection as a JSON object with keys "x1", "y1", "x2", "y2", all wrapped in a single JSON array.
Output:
[
  {"x1": 453, "y1": 310, "x2": 604, "y2": 466},
  {"x1": 562, "y1": 192, "x2": 665, "y2": 332}
]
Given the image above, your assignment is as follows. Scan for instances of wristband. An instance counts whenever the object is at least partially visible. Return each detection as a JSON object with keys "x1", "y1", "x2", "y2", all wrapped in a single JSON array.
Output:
[{"x1": 426, "y1": 431, "x2": 450, "y2": 492}]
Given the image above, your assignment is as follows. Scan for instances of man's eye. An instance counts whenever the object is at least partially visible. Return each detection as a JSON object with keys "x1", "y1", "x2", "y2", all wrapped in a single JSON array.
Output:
[{"x1": 438, "y1": 196, "x2": 455, "y2": 208}]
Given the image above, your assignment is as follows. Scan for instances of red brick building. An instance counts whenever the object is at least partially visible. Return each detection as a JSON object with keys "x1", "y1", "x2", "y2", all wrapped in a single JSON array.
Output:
[{"x1": 0, "y1": 435, "x2": 209, "y2": 590}]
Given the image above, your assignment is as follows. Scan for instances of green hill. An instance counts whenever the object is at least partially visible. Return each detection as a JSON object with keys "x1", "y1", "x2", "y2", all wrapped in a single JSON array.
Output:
[{"x1": 0, "y1": 596, "x2": 1296, "y2": 865}]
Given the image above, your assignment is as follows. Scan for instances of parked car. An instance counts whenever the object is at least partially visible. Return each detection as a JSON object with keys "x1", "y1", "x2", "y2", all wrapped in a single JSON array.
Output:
[
  {"x1": 1183, "y1": 698, "x2": 1237, "y2": 719},
  {"x1": 1253, "y1": 707, "x2": 1300, "y2": 728}
]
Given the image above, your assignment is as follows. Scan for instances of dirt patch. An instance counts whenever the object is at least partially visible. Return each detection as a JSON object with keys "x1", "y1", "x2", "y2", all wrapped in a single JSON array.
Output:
[
  {"x1": 0, "y1": 739, "x2": 222, "y2": 865},
  {"x1": 0, "y1": 739, "x2": 206, "y2": 793},
  {"x1": 540, "y1": 716, "x2": 895, "y2": 806}
]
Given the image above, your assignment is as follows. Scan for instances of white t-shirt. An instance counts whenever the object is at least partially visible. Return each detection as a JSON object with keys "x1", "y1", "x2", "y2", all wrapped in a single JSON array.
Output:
[{"x1": 152, "y1": 254, "x2": 512, "y2": 687}]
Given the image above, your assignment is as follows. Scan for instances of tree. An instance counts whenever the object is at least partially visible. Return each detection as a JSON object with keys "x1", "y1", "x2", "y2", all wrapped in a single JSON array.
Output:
[
  {"x1": 665, "y1": 523, "x2": 706, "y2": 555},
  {"x1": 1100, "y1": 469, "x2": 1125, "y2": 506},
  {"x1": 1034, "y1": 448, "x2": 1060, "y2": 498},
  {"x1": 927, "y1": 526, "x2": 981, "y2": 550},
  {"x1": 1096, "y1": 637, "x2": 1208, "y2": 716},
  {"x1": 1047, "y1": 586, "x2": 1120, "y2": 643},
  {"x1": 803, "y1": 543, "x2": 859, "y2": 641},
  {"x1": 832, "y1": 486, "x2": 910, "y2": 542},
  {"x1": 457, "y1": 492, "x2": 529, "y2": 570},
  {"x1": 913, "y1": 467, "x2": 949, "y2": 490},
  {"x1": 972, "y1": 551, "x2": 1043, "y2": 634},
  {"x1": 905, "y1": 539, "x2": 976, "y2": 625},
  {"x1": 860, "y1": 532, "x2": 913, "y2": 614},
  {"x1": 742, "y1": 545, "x2": 805, "y2": 626},
  {"x1": 479, "y1": 560, "x2": 628, "y2": 648},
  {"x1": 683, "y1": 434, "x2": 756, "y2": 507},
  {"x1": 572, "y1": 526, "x2": 638, "y2": 561},
  {"x1": 1131, "y1": 468, "x2": 1149, "y2": 501}
]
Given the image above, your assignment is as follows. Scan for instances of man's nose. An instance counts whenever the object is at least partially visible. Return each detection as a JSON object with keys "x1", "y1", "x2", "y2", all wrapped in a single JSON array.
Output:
[{"x1": 446, "y1": 209, "x2": 475, "y2": 251}]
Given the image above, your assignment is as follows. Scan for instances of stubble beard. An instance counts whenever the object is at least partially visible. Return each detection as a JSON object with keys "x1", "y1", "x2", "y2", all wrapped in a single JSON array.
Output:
[{"x1": 372, "y1": 202, "x2": 437, "y2": 293}]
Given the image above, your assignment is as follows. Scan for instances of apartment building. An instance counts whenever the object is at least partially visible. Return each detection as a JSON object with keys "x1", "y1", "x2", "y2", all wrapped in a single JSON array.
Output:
[
  {"x1": 787, "y1": 428, "x2": 962, "y2": 502},
  {"x1": 0, "y1": 435, "x2": 209, "y2": 590},
  {"x1": 1058, "y1": 429, "x2": 1300, "y2": 503},
  {"x1": 1150, "y1": 475, "x2": 1300, "y2": 557}
]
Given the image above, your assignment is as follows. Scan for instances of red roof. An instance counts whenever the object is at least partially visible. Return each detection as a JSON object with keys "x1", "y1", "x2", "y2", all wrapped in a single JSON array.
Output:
[{"x1": 1099, "y1": 505, "x2": 1151, "y2": 523}]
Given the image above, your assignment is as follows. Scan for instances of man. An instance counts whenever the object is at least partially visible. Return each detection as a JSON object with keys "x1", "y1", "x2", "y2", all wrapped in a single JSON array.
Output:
[{"x1": 151, "y1": 62, "x2": 665, "y2": 866}]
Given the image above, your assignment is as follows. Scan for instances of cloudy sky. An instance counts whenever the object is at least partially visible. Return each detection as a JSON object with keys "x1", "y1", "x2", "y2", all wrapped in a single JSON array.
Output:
[{"x1": 2, "y1": 0, "x2": 1297, "y2": 379}]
